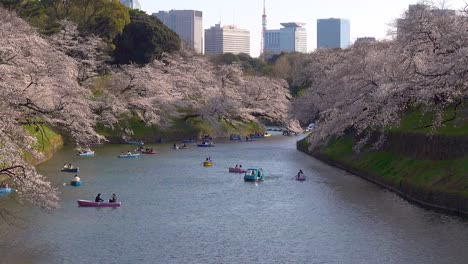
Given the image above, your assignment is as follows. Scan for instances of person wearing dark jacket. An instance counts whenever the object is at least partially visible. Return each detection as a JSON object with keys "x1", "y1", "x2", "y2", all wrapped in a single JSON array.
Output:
[
  {"x1": 95, "y1": 193, "x2": 104, "y2": 202},
  {"x1": 109, "y1": 194, "x2": 117, "y2": 203}
]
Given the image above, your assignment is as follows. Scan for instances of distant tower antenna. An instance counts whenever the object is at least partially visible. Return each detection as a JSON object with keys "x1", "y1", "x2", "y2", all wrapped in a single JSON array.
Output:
[{"x1": 260, "y1": 0, "x2": 267, "y2": 59}]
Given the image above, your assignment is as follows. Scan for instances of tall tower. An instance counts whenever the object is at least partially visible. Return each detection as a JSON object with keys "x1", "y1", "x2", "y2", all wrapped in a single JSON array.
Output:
[{"x1": 260, "y1": 0, "x2": 267, "y2": 59}]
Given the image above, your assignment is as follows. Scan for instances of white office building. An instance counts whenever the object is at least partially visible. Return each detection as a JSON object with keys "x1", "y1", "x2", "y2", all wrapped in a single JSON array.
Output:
[
  {"x1": 153, "y1": 10, "x2": 203, "y2": 54},
  {"x1": 205, "y1": 24, "x2": 250, "y2": 55},
  {"x1": 119, "y1": 0, "x2": 140, "y2": 10},
  {"x1": 264, "y1": 23, "x2": 307, "y2": 55}
]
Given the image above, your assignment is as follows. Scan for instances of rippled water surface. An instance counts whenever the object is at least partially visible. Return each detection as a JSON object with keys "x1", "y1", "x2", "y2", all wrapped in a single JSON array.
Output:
[{"x1": 0, "y1": 135, "x2": 467, "y2": 264}]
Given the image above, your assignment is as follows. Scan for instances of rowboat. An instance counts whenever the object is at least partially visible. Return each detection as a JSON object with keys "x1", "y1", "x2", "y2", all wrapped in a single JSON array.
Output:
[
  {"x1": 118, "y1": 153, "x2": 141, "y2": 158},
  {"x1": 88, "y1": 142, "x2": 105, "y2": 146},
  {"x1": 244, "y1": 168, "x2": 265, "y2": 182},
  {"x1": 203, "y1": 161, "x2": 214, "y2": 167},
  {"x1": 126, "y1": 141, "x2": 144, "y2": 145},
  {"x1": 197, "y1": 142, "x2": 215, "y2": 147},
  {"x1": 250, "y1": 134, "x2": 265, "y2": 139},
  {"x1": 70, "y1": 181, "x2": 81, "y2": 186},
  {"x1": 77, "y1": 200, "x2": 121, "y2": 207},
  {"x1": 141, "y1": 150, "x2": 157, "y2": 154},
  {"x1": 77, "y1": 151, "x2": 94, "y2": 157},
  {"x1": 229, "y1": 167, "x2": 246, "y2": 173},
  {"x1": 0, "y1": 188, "x2": 12, "y2": 194},
  {"x1": 61, "y1": 167, "x2": 79, "y2": 173},
  {"x1": 295, "y1": 178, "x2": 306, "y2": 182},
  {"x1": 230, "y1": 134, "x2": 241, "y2": 141}
]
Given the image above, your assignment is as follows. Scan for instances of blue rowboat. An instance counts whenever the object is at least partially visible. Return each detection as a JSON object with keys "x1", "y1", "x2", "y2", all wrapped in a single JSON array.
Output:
[
  {"x1": 244, "y1": 168, "x2": 265, "y2": 182},
  {"x1": 70, "y1": 181, "x2": 81, "y2": 186},
  {"x1": 197, "y1": 142, "x2": 215, "y2": 147},
  {"x1": 126, "y1": 141, "x2": 144, "y2": 145},
  {"x1": 0, "y1": 188, "x2": 12, "y2": 194},
  {"x1": 118, "y1": 153, "x2": 141, "y2": 158},
  {"x1": 229, "y1": 134, "x2": 241, "y2": 140},
  {"x1": 77, "y1": 151, "x2": 94, "y2": 157}
]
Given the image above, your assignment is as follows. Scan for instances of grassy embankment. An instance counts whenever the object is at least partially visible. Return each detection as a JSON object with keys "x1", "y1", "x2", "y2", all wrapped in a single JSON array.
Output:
[
  {"x1": 23, "y1": 124, "x2": 63, "y2": 165},
  {"x1": 96, "y1": 115, "x2": 263, "y2": 143},
  {"x1": 0, "y1": 124, "x2": 63, "y2": 183},
  {"x1": 299, "y1": 105, "x2": 468, "y2": 197}
]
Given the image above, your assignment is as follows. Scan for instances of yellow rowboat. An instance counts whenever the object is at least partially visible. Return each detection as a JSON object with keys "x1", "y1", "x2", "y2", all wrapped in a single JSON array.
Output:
[{"x1": 203, "y1": 161, "x2": 213, "y2": 167}]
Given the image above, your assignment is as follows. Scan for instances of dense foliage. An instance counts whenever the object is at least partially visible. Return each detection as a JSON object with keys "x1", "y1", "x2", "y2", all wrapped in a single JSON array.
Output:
[
  {"x1": 113, "y1": 10, "x2": 181, "y2": 64},
  {"x1": 212, "y1": 52, "x2": 308, "y2": 97},
  {"x1": 212, "y1": 53, "x2": 271, "y2": 76},
  {"x1": 0, "y1": 0, "x2": 130, "y2": 39}
]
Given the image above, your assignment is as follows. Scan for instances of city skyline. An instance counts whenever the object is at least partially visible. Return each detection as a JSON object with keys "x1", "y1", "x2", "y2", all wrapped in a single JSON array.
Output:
[{"x1": 139, "y1": 0, "x2": 466, "y2": 57}]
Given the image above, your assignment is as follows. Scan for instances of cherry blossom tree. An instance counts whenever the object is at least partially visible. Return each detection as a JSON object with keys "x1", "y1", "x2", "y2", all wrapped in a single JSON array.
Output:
[
  {"x1": 92, "y1": 51, "x2": 292, "y2": 135},
  {"x1": 0, "y1": 8, "x2": 99, "y2": 212},
  {"x1": 293, "y1": 2, "x2": 468, "y2": 149}
]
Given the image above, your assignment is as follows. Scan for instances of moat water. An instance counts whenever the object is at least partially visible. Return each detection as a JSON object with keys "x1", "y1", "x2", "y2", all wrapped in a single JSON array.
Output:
[{"x1": 0, "y1": 134, "x2": 467, "y2": 264}]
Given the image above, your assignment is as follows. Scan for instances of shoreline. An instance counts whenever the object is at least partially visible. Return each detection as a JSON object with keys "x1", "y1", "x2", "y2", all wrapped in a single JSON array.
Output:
[{"x1": 297, "y1": 141, "x2": 468, "y2": 218}]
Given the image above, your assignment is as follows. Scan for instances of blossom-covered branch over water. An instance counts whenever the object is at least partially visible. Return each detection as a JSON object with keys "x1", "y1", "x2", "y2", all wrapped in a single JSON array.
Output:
[{"x1": 293, "y1": 3, "x2": 468, "y2": 148}]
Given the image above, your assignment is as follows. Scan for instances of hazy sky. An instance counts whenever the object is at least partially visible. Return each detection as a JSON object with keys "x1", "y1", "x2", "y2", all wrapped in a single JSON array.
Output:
[{"x1": 139, "y1": 0, "x2": 466, "y2": 57}]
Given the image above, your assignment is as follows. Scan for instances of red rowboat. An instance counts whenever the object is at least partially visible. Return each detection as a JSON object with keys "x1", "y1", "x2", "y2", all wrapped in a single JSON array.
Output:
[
  {"x1": 229, "y1": 167, "x2": 247, "y2": 173},
  {"x1": 77, "y1": 200, "x2": 121, "y2": 207},
  {"x1": 141, "y1": 151, "x2": 157, "y2": 154}
]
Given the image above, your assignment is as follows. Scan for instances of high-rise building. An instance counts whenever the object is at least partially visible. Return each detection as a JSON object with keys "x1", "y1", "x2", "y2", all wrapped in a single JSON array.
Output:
[
  {"x1": 205, "y1": 24, "x2": 250, "y2": 56},
  {"x1": 119, "y1": 0, "x2": 140, "y2": 10},
  {"x1": 355, "y1": 37, "x2": 376, "y2": 44},
  {"x1": 317, "y1": 18, "x2": 350, "y2": 49},
  {"x1": 396, "y1": 4, "x2": 456, "y2": 39},
  {"x1": 264, "y1": 23, "x2": 307, "y2": 55},
  {"x1": 153, "y1": 10, "x2": 203, "y2": 54},
  {"x1": 260, "y1": 0, "x2": 267, "y2": 59}
]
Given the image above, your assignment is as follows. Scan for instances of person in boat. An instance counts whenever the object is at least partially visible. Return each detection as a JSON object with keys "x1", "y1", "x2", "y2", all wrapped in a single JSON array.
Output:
[
  {"x1": 95, "y1": 193, "x2": 104, "y2": 203},
  {"x1": 73, "y1": 175, "x2": 80, "y2": 182},
  {"x1": 235, "y1": 164, "x2": 238, "y2": 168},
  {"x1": 109, "y1": 194, "x2": 117, "y2": 203},
  {"x1": 127, "y1": 150, "x2": 132, "y2": 155},
  {"x1": 182, "y1": 143, "x2": 187, "y2": 148},
  {"x1": 206, "y1": 157, "x2": 210, "y2": 161},
  {"x1": 296, "y1": 170, "x2": 304, "y2": 179},
  {"x1": 63, "y1": 163, "x2": 69, "y2": 169},
  {"x1": 239, "y1": 165, "x2": 242, "y2": 168},
  {"x1": 68, "y1": 163, "x2": 73, "y2": 169}
]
